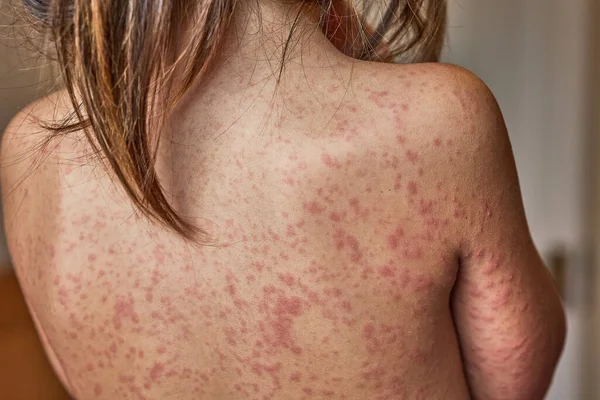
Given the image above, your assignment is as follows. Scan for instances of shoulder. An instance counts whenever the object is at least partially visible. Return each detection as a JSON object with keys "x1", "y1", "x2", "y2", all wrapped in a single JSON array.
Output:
[
  {"x1": 3, "y1": 89, "x2": 72, "y2": 142},
  {"x1": 1, "y1": 89, "x2": 73, "y2": 185},
  {"x1": 1, "y1": 89, "x2": 78, "y2": 242},
  {"x1": 349, "y1": 61, "x2": 510, "y2": 167},
  {"x1": 354, "y1": 61, "x2": 500, "y2": 132},
  {"x1": 348, "y1": 61, "x2": 519, "y2": 235}
]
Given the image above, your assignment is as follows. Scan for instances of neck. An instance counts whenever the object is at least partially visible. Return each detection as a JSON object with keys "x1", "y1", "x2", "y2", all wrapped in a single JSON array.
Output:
[
  {"x1": 168, "y1": 1, "x2": 355, "y2": 144},
  {"x1": 217, "y1": 1, "x2": 348, "y2": 82}
]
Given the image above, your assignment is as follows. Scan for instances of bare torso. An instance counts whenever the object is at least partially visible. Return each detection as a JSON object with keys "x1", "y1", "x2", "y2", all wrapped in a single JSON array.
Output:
[{"x1": 2, "y1": 56, "x2": 564, "y2": 399}]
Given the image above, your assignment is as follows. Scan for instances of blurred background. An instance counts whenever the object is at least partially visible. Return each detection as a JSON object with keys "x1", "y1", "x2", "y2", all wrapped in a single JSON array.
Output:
[{"x1": 0, "y1": 0, "x2": 599, "y2": 399}]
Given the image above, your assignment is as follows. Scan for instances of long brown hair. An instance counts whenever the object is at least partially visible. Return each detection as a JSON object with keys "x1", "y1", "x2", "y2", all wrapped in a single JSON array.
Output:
[{"x1": 20, "y1": 0, "x2": 446, "y2": 241}]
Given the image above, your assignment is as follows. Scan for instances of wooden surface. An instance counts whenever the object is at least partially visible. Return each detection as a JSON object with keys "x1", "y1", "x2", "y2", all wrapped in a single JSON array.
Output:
[{"x1": 0, "y1": 269, "x2": 71, "y2": 400}]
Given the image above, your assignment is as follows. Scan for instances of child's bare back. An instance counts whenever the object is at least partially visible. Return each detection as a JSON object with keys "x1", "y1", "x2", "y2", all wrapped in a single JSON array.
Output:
[{"x1": 2, "y1": 58, "x2": 564, "y2": 399}]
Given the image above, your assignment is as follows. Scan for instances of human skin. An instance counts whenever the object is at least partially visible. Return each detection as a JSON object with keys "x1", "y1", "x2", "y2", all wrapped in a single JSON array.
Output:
[{"x1": 1, "y1": 2, "x2": 565, "y2": 399}]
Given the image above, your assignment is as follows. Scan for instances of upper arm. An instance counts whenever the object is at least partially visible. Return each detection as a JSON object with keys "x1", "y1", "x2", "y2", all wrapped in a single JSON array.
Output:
[{"x1": 438, "y1": 67, "x2": 566, "y2": 399}]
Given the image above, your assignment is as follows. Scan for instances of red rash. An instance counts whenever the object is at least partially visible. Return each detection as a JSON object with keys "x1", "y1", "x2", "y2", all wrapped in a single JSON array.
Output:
[
  {"x1": 112, "y1": 294, "x2": 140, "y2": 330},
  {"x1": 387, "y1": 226, "x2": 404, "y2": 249},
  {"x1": 304, "y1": 201, "x2": 326, "y2": 215},
  {"x1": 368, "y1": 91, "x2": 390, "y2": 108},
  {"x1": 149, "y1": 362, "x2": 165, "y2": 382},
  {"x1": 406, "y1": 150, "x2": 419, "y2": 163},
  {"x1": 332, "y1": 229, "x2": 363, "y2": 262},
  {"x1": 290, "y1": 372, "x2": 302, "y2": 382},
  {"x1": 407, "y1": 181, "x2": 418, "y2": 195},
  {"x1": 321, "y1": 153, "x2": 341, "y2": 168}
]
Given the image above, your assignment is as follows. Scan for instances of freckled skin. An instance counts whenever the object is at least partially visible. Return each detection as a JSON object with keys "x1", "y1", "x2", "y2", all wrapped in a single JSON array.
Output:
[{"x1": 2, "y1": 35, "x2": 565, "y2": 400}]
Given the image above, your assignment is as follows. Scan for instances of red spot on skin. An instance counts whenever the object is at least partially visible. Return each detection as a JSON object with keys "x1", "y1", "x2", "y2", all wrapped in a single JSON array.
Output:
[
  {"x1": 419, "y1": 199, "x2": 433, "y2": 215},
  {"x1": 434, "y1": 138, "x2": 442, "y2": 147},
  {"x1": 408, "y1": 181, "x2": 418, "y2": 195},
  {"x1": 393, "y1": 173, "x2": 403, "y2": 191},
  {"x1": 303, "y1": 388, "x2": 313, "y2": 394},
  {"x1": 387, "y1": 226, "x2": 404, "y2": 249},
  {"x1": 286, "y1": 224, "x2": 296, "y2": 237},
  {"x1": 332, "y1": 229, "x2": 362, "y2": 262},
  {"x1": 304, "y1": 201, "x2": 326, "y2": 215},
  {"x1": 414, "y1": 275, "x2": 433, "y2": 291},
  {"x1": 329, "y1": 212, "x2": 342, "y2": 222},
  {"x1": 368, "y1": 90, "x2": 389, "y2": 108},
  {"x1": 93, "y1": 221, "x2": 107, "y2": 229},
  {"x1": 278, "y1": 273, "x2": 296, "y2": 286},
  {"x1": 321, "y1": 153, "x2": 340, "y2": 168},
  {"x1": 341, "y1": 301, "x2": 352, "y2": 312},
  {"x1": 406, "y1": 150, "x2": 418, "y2": 163},
  {"x1": 396, "y1": 135, "x2": 406, "y2": 144},
  {"x1": 226, "y1": 274, "x2": 237, "y2": 296},
  {"x1": 259, "y1": 289, "x2": 305, "y2": 354},
  {"x1": 157, "y1": 345, "x2": 167, "y2": 354},
  {"x1": 403, "y1": 246, "x2": 424, "y2": 259},
  {"x1": 379, "y1": 265, "x2": 395, "y2": 277},
  {"x1": 290, "y1": 372, "x2": 302, "y2": 382},
  {"x1": 323, "y1": 390, "x2": 336, "y2": 397},
  {"x1": 401, "y1": 104, "x2": 409, "y2": 112},
  {"x1": 470, "y1": 287, "x2": 484, "y2": 298},
  {"x1": 94, "y1": 384, "x2": 102, "y2": 396},
  {"x1": 112, "y1": 294, "x2": 140, "y2": 330},
  {"x1": 149, "y1": 363, "x2": 165, "y2": 382},
  {"x1": 88, "y1": 254, "x2": 97, "y2": 261},
  {"x1": 363, "y1": 323, "x2": 375, "y2": 339},
  {"x1": 251, "y1": 261, "x2": 264, "y2": 272},
  {"x1": 275, "y1": 295, "x2": 302, "y2": 316}
]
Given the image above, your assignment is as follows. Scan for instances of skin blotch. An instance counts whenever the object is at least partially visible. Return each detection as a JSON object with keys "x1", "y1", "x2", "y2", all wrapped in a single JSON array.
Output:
[
  {"x1": 258, "y1": 285, "x2": 306, "y2": 355},
  {"x1": 387, "y1": 226, "x2": 404, "y2": 250},
  {"x1": 332, "y1": 229, "x2": 362, "y2": 263},
  {"x1": 303, "y1": 200, "x2": 326, "y2": 215},
  {"x1": 368, "y1": 90, "x2": 390, "y2": 108},
  {"x1": 407, "y1": 181, "x2": 418, "y2": 196},
  {"x1": 321, "y1": 153, "x2": 341, "y2": 168},
  {"x1": 93, "y1": 383, "x2": 102, "y2": 397},
  {"x1": 406, "y1": 150, "x2": 419, "y2": 164},
  {"x1": 290, "y1": 371, "x2": 302, "y2": 382},
  {"x1": 112, "y1": 294, "x2": 140, "y2": 330}
]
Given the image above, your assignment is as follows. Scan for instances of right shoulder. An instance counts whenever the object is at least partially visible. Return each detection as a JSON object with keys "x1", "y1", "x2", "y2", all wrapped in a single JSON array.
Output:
[
  {"x1": 350, "y1": 61, "x2": 518, "y2": 238},
  {"x1": 351, "y1": 61, "x2": 501, "y2": 146}
]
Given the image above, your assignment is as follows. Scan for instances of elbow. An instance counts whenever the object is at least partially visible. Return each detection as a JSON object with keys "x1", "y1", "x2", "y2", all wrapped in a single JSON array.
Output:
[
  {"x1": 511, "y1": 307, "x2": 568, "y2": 400},
  {"x1": 469, "y1": 311, "x2": 567, "y2": 400}
]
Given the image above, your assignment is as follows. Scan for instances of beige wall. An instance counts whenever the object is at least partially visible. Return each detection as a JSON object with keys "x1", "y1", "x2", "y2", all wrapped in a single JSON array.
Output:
[{"x1": 589, "y1": 0, "x2": 600, "y2": 396}]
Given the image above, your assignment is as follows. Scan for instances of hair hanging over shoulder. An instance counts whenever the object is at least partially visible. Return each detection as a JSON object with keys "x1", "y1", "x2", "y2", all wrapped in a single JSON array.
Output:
[{"x1": 20, "y1": 0, "x2": 446, "y2": 241}]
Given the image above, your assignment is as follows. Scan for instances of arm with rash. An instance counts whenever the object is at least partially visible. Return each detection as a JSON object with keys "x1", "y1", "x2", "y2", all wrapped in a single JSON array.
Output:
[{"x1": 446, "y1": 70, "x2": 566, "y2": 399}]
